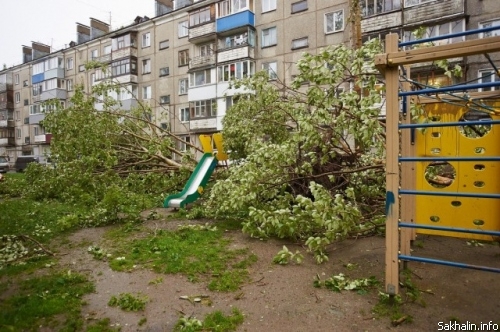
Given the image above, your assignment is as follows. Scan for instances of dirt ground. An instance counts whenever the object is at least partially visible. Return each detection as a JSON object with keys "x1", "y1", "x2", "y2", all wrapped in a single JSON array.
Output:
[{"x1": 54, "y1": 210, "x2": 500, "y2": 332}]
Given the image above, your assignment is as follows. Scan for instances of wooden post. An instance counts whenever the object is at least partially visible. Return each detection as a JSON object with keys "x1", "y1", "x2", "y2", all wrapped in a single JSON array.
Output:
[{"x1": 384, "y1": 33, "x2": 400, "y2": 295}]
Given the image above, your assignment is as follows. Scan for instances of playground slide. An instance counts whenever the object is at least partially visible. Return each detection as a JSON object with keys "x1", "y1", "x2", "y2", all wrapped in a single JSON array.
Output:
[{"x1": 163, "y1": 153, "x2": 218, "y2": 208}]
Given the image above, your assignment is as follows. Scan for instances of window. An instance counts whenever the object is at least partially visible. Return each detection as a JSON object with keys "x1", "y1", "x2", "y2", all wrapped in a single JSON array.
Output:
[
  {"x1": 30, "y1": 104, "x2": 41, "y2": 115},
  {"x1": 479, "y1": 19, "x2": 500, "y2": 38},
  {"x1": 160, "y1": 122, "x2": 169, "y2": 130},
  {"x1": 79, "y1": 64, "x2": 85, "y2": 72},
  {"x1": 142, "y1": 59, "x2": 151, "y2": 74},
  {"x1": 143, "y1": 86, "x2": 151, "y2": 99},
  {"x1": 90, "y1": 49, "x2": 98, "y2": 60},
  {"x1": 160, "y1": 67, "x2": 170, "y2": 77},
  {"x1": 160, "y1": 95, "x2": 170, "y2": 104},
  {"x1": 179, "y1": 50, "x2": 189, "y2": 66},
  {"x1": 191, "y1": 99, "x2": 216, "y2": 118},
  {"x1": 15, "y1": 74, "x2": 19, "y2": 85},
  {"x1": 24, "y1": 99, "x2": 29, "y2": 106},
  {"x1": 178, "y1": 21, "x2": 189, "y2": 38},
  {"x1": 16, "y1": 128, "x2": 21, "y2": 139},
  {"x1": 179, "y1": 136, "x2": 191, "y2": 152},
  {"x1": 403, "y1": 20, "x2": 464, "y2": 46},
  {"x1": 478, "y1": 70, "x2": 500, "y2": 92},
  {"x1": 199, "y1": 43, "x2": 214, "y2": 56},
  {"x1": 180, "y1": 107, "x2": 190, "y2": 122},
  {"x1": 262, "y1": 0, "x2": 276, "y2": 12},
  {"x1": 111, "y1": 57, "x2": 138, "y2": 76},
  {"x1": 142, "y1": 32, "x2": 151, "y2": 48},
  {"x1": 104, "y1": 45, "x2": 112, "y2": 54},
  {"x1": 67, "y1": 79, "x2": 73, "y2": 91},
  {"x1": 190, "y1": 69, "x2": 212, "y2": 87},
  {"x1": 16, "y1": 111, "x2": 20, "y2": 121},
  {"x1": 32, "y1": 83, "x2": 42, "y2": 96},
  {"x1": 67, "y1": 57, "x2": 74, "y2": 70},
  {"x1": 23, "y1": 80, "x2": 28, "y2": 87},
  {"x1": 262, "y1": 27, "x2": 277, "y2": 47},
  {"x1": 159, "y1": 40, "x2": 170, "y2": 50},
  {"x1": 33, "y1": 62, "x2": 44, "y2": 75},
  {"x1": 404, "y1": 0, "x2": 432, "y2": 6},
  {"x1": 218, "y1": 60, "x2": 255, "y2": 82},
  {"x1": 361, "y1": 0, "x2": 400, "y2": 17},
  {"x1": 292, "y1": 37, "x2": 308, "y2": 50},
  {"x1": 218, "y1": 0, "x2": 249, "y2": 17},
  {"x1": 325, "y1": 10, "x2": 344, "y2": 34},
  {"x1": 262, "y1": 61, "x2": 277, "y2": 80},
  {"x1": 15, "y1": 92, "x2": 20, "y2": 104},
  {"x1": 189, "y1": 7, "x2": 211, "y2": 27},
  {"x1": 179, "y1": 78, "x2": 188, "y2": 95},
  {"x1": 112, "y1": 34, "x2": 136, "y2": 50},
  {"x1": 291, "y1": 1, "x2": 307, "y2": 13}
]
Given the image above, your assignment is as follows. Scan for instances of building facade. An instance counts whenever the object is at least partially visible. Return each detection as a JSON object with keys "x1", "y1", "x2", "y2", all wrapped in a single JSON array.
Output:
[{"x1": 0, "y1": 0, "x2": 499, "y2": 165}]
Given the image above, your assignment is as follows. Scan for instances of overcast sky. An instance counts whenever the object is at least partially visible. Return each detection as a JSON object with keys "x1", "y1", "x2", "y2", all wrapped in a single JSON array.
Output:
[{"x1": 1, "y1": 0, "x2": 156, "y2": 68}]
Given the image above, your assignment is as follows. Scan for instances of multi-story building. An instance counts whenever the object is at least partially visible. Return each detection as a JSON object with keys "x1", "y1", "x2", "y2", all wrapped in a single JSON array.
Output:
[{"x1": 0, "y1": 0, "x2": 499, "y2": 165}]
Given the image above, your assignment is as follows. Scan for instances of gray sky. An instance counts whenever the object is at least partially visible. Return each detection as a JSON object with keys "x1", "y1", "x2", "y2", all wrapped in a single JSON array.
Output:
[{"x1": 1, "y1": 0, "x2": 156, "y2": 68}]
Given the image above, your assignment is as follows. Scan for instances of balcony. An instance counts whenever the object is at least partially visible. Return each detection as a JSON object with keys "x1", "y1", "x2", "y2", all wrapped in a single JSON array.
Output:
[
  {"x1": 0, "y1": 119, "x2": 14, "y2": 128},
  {"x1": 216, "y1": 10, "x2": 255, "y2": 33},
  {"x1": 29, "y1": 113, "x2": 45, "y2": 125},
  {"x1": 0, "y1": 82, "x2": 13, "y2": 93},
  {"x1": 190, "y1": 117, "x2": 217, "y2": 132},
  {"x1": 218, "y1": 45, "x2": 254, "y2": 63},
  {"x1": 189, "y1": 22, "x2": 216, "y2": 43},
  {"x1": 32, "y1": 73, "x2": 45, "y2": 84},
  {"x1": 95, "y1": 54, "x2": 112, "y2": 63},
  {"x1": 95, "y1": 98, "x2": 138, "y2": 111},
  {"x1": 40, "y1": 88, "x2": 67, "y2": 102},
  {"x1": 114, "y1": 75, "x2": 138, "y2": 85},
  {"x1": 189, "y1": 54, "x2": 216, "y2": 70},
  {"x1": 0, "y1": 137, "x2": 15, "y2": 146},
  {"x1": 112, "y1": 47, "x2": 138, "y2": 61},
  {"x1": 34, "y1": 134, "x2": 52, "y2": 144},
  {"x1": 44, "y1": 68, "x2": 65, "y2": 80}
]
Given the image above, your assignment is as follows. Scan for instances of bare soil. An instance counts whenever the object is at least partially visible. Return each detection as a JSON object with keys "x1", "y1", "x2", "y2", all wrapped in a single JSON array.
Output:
[{"x1": 54, "y1": 210, "x2": 500, "y2": 332}]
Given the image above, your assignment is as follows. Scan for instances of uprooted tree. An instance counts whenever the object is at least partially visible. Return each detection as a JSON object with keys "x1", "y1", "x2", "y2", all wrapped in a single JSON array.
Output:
[{"x1": 206, "y1": 39, "x2": 387, "y2": 263}]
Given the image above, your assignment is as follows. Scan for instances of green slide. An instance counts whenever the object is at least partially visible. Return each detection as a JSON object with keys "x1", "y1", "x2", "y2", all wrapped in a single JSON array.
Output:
[{"x1": 163, "y1": 153, "x2": 218, "y2": 208}]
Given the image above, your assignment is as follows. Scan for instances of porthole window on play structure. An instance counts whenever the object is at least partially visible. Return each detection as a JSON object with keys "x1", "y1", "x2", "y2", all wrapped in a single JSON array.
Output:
[
  {"x1": 425, "y1": 162, "x2": 456, "y2": 188},
  {"x1": 458, "y1": 110, "x2": 492, "y2": 138}
]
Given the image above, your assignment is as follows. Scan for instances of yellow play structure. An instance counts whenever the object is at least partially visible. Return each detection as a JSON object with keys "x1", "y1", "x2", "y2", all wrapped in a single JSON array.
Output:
[{"x1": 376, "y1": 28, "x2": 500, "y2": 295}]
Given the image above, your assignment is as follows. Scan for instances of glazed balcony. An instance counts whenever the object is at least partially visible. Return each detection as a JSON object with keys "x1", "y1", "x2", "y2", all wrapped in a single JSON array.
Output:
[
  {"x1": 217, "y1": 45, "x2": 254, "y2": 63},
  {"x1": 112, "y1": 47, "x2": 137, "y2": 61},
  {"x1": 34, "y1": 134, "x2": 52, "y2": 144},
  {"x1": 216, "y1": 10, "x2": 254, "y2": 33}
]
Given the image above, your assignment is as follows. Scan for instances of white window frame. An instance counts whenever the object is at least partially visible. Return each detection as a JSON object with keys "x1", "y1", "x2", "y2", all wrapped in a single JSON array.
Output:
[
  {"x1": 180, "y1": 107, "x2": 190, "y2": 122},
  {"x1": 403, "y1": 20, "x2": 465, "y2": 46},
  {"x1": 15, "y1": 74, "x2": 19, "y2": 85},
  {"x1": 218, "y1": 60, "x2": 255, "y2": 82},
  {"x1": 361, "y1": 0, "x2": 401, "y2": 17},
  {"x1": 179, "y1": 50, "x2": 189, "y2": 66},
  {"x1": 142, "y1": 32, "x2": 151, "y2": 48},
  {"x1": 262, "y1": 61, "x2": 277, "y2": 80},
  {"x1": 262, "y1": 0, "x2": 276, "y2": 12},
  {"x1": 262, "y1": 27, "x2": 277, "y2": 47},
  {"x1": 479, "y1": 19, "x2": 500, "y2": 38},
  {"x1": 143, "y1": 85, "x2": 151, "y2": 100},
  {"x1": 67, "y1": 79, "x2": 73, "y2": 91},
  {"x1": 104, "y1": 45, "x2": 112, "y2": 55},
  {"x1": 160, "y1": 95, "x2": 170, "y2": 104},
  {"x1": 15, "y1": 92, "x2": 20, "y2": 104},
  {"x1": 291, "y1": 0, "x2": 308, "y2": 14},
  {"x1": 478, "y1": 69, "x2": 500, "y2": 92},
  {"x1": 142, "y1": 59, "x2": 151, "y2": 74},
  {"x1": 178, "y1": 21, "x2": 189, "y2": 38},
  {"x1": 159, "y1": 39, "x2": 170, "y2": 50},
  {"x1": 404, "y1": 0, "x2": 432, "y2": 7},
  {"x1": 291, "y1": 37, "x2": 308, "y2": 50},
  {"x1": 179, "y1": 136, "x2": 191, "y2": 152},
  {"x1": 189, "y1": 69, "x2": 212, "y2": 87},
  {"x1": 16, "y1": 128, "x2": 21, "y2": 139},
  {"x1": 179, "y1": 78, "x2": 189, "y2": 95},
  {"x1": 90, "y1": 49, "x2": 98, "y2": 60},
  {"x1": 160, "y1": 67, "x2": 170, "y2": 77},
  {"x1": 324, "y1": 10, "x2": 344, "y2": 34},
  {"x1": 67, "y1": 57, "x2": 74, "y2": 70}
]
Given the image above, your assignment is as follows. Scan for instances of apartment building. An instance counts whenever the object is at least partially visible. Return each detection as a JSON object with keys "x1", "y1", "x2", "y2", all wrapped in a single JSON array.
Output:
[{"x1": 0, "y1": 0, "x2": 499, "y2": 165}]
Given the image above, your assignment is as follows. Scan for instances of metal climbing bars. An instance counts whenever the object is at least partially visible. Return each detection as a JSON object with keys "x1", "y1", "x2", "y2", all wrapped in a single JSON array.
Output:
[{"x1": 375, "y1": 26, "x2": 500, "y2": 295}]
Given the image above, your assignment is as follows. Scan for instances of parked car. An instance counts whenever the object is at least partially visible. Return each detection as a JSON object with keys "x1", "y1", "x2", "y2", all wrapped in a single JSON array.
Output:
[
  {"x1": 0, "y1": 156, "x2": 9, "y2": 173},
  {"x1": 14, "y1": 155, "x2": 49, "y2": 172}
]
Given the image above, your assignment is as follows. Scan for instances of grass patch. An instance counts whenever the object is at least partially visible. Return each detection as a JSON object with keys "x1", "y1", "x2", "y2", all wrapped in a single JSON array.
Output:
[
  {"x1": 0, "y1": 270, "x2": 94, "y2": 331},
  {"x1": 106, "y1": 225, "x2": 255, "y2": 290},
  {"x1": 86, "y1": 318, "x2": 121, "y2": 332},
  {"x1": 174, "y1": 308, "x2": 244, "y2": 332},
  {"x1": 108, "y1": 292, "x2": 148, "y2": 311}
]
